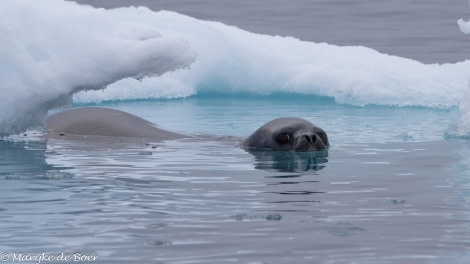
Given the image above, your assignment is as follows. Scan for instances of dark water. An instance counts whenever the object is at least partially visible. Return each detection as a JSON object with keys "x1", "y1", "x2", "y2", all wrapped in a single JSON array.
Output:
[
  {"x1": 1, "y1": 136, "x2": 469, "y2": 264},
  {"x1": 74, "y1": 0, "x2": 470, "y2": 63}
]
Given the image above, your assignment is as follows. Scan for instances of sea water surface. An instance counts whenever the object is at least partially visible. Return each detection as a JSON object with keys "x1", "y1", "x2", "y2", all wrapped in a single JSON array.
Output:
[{"x1": 1, "y1": 0, "x2": 470, "y2": 263}]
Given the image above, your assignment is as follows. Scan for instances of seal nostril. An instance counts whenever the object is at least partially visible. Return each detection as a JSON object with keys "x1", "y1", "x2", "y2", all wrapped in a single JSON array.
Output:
[
  {"x1": 311, "y1": 135, "x2": 317, "y2": 143},
  {"x1": 305, "y1": 135, "x2": 311, "y2": 143}
]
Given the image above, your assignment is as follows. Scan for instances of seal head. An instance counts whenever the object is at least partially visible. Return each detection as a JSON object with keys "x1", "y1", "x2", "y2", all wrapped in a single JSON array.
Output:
[{"x1": 241, "y1": 117, "x2": 329, "y2": 152}]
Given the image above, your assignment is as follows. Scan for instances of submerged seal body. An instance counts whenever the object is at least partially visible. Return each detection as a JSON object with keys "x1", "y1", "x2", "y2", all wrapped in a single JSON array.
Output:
[
  {"x1": 46, "y1": 107, "x2": 185, "y2": 142},
  {"x1": 241, "y1": 117, "x2": 329, "y2": 151}
]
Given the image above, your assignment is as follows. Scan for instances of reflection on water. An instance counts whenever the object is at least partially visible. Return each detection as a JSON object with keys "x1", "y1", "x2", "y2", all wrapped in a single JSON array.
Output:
[
  {"x1": 0, "y1": 140, "x2": 49, "y2": 178},
  {"x1": 1, "y1": 138, "x2": 470, "y2": 263},
  {"x1": 0, "y1": 140, "x2": 74, "y2": 180},
  {"x1": 246, "y1": 149, "x2": 328, "y2": 172}
]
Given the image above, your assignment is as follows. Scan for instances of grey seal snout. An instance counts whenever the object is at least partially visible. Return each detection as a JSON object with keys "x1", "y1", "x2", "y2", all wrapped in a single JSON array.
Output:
[{"x1": 295, "y1": 131, "x2": 329, "y2": 151}]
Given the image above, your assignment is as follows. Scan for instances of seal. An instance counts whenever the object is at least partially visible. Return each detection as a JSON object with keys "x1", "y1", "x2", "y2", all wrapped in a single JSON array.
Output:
[
  {"x1": 240, "y1": 117, "x2": 329, "y2": 151},
  {"x1": 45, "y1": 107, "x2": 185, "y2": 143},
  {"x1": 45, "y1": 108, "x2": 329, "y2": 152}
]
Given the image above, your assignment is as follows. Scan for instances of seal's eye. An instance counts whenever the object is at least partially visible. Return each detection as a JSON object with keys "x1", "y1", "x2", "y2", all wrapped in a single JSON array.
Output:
[{"x1": 276, "y1": 133, "x2": 290, "y2": 145}]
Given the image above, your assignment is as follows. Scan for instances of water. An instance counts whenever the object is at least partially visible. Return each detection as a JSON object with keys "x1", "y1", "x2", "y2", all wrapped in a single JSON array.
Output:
[
  {"x1": 1, "y1": 98, "x2": 469, "y2": 263},
  {"x1": 76, "y1": 0, "x2": 470, "y2": 64},
  {"x1": 2, "y1": 0, "x2": 470, "y2": 263},
  {"x1": 2, "y1": 138, "x2": 468, "y2": 264}
]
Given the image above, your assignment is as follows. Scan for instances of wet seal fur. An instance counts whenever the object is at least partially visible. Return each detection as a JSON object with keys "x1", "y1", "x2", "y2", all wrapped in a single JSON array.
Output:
[
  {"x1": 45, "y1": 107, "x2": 185, "y2": 146},
  {"x1": 46, "y1": 107, "x2": 329, "y2": 152}
]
